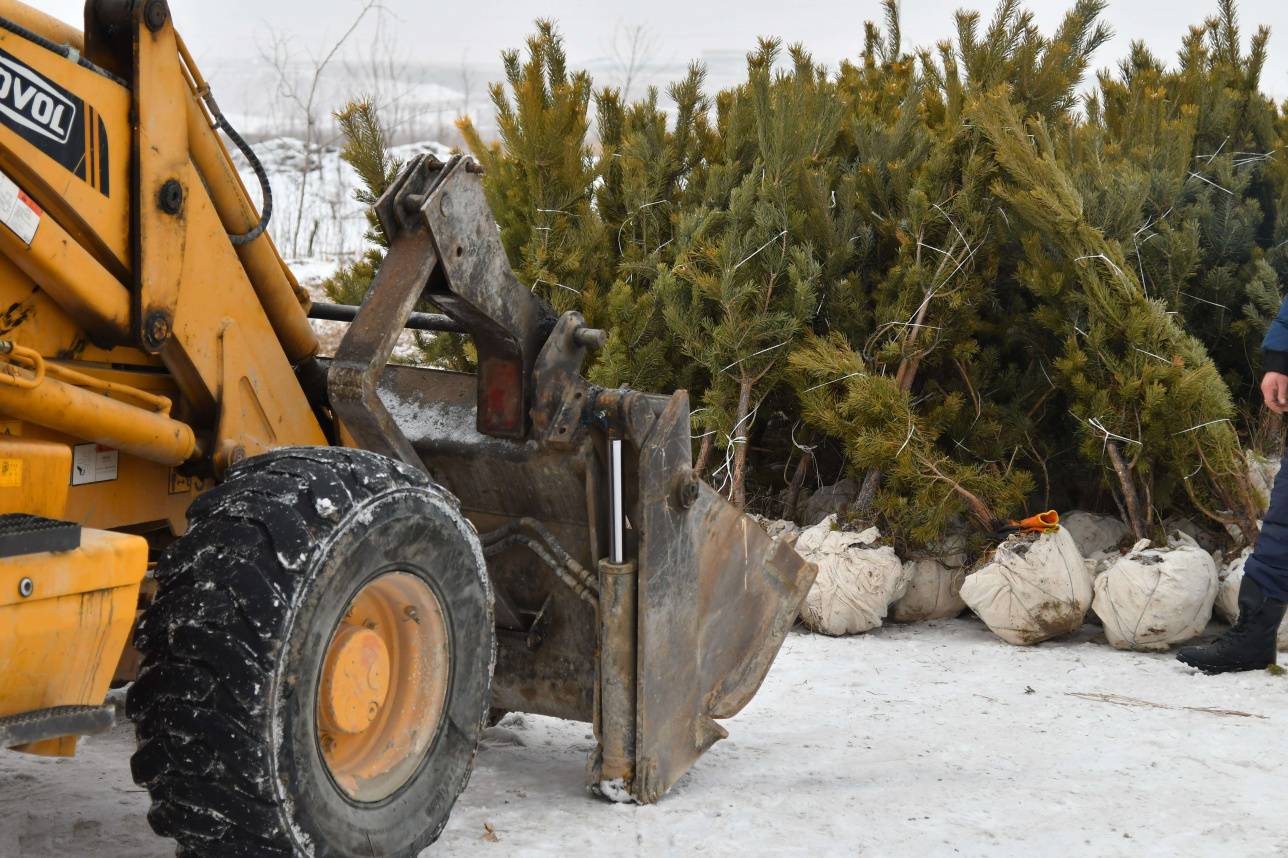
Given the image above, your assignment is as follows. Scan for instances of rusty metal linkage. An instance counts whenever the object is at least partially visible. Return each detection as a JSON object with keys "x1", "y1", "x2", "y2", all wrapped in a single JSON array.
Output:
[{"x1": 481, "y1": 517, "x2": 599, "y2": 606}]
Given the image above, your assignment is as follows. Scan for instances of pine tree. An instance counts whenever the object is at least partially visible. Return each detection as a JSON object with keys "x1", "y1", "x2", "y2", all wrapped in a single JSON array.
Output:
[
  {"x1": 1073, "y1": 8, "x2": 1286, "y2": 431},
  {"x1": 456, "y1": 21, "x2": 611, "y2": 318},
  {"x1": 586, "y1": 65, "x2": 712, "y2": 393},
  {"x1": 974, "y1": 91, "x2": 1260, "y2": 542},
  {"x1": 427, "y1": 2, "x2": 1287, "y2": 548},
  {"x1": 790, "y1": 333, "x2": 1033, "y2": 545},
  {"x1": 791, "y1": 0, "x2": 1108, "y2": 531},
  {"x1": 659, "y1": 42, "x2": 836, "y2": 507}
]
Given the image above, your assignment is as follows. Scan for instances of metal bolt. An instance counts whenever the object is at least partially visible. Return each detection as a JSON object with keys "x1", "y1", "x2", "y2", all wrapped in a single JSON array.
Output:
[
  {"x1": 465, "y1": 161, "x2": 485, "y2": 175},
  {"x1": 320, "y1": 733, "x2": 335, "y2": 753},
  {"x1": 18, "y1": 577, "x2": 33, "y2": 598},
  {"x1": 439, "y1": 193, "x2": 453, "y2": 216},
  {"x1": 229, "y1": 446, "x2": 246, "y2": 466},
  {"x1": 675, "y1": 469, "x2": 701, "y2": 510},
  {"x1": 158, "y1": 179, "x2": 184, "y2": 215},
  {"x1": 573, "y1": 327, "x2": 607, "y2": 351},
  {"x1": 367, "y1": 701, "x2": 379, "y2": 722},
  {"x1": 143, "y1": 0, "x2": 167, "y2": 31},
  {"x1": 404, "y1": 605, "x2": 420, "y2": 625},
  {"x1": 400, "y1": 192, "x2": 428, "y2": 214},
  {"x1": 142, "y1": 311, "x2": 171, "y2": 349}
]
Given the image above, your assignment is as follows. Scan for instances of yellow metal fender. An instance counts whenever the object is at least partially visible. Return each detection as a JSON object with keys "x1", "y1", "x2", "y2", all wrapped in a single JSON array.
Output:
[{"x1": 0, "y1": 528, "x2": 148, "y2": 756}]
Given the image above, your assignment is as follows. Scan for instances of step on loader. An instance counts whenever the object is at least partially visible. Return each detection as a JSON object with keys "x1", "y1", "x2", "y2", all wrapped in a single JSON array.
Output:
[{"x1": 0, "y1": 2, "x2": 816, "y2": 855}]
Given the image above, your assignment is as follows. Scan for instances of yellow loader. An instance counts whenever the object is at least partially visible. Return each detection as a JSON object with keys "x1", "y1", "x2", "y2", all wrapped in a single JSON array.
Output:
[{"x1": 0, "y1": 2, "x2": 815, "y2": 855}]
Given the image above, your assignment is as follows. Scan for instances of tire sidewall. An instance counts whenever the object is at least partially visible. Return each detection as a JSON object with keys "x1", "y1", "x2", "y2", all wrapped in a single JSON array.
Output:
[{"x1": 273, "y1": 487, "x2": 494, "y2": 857}]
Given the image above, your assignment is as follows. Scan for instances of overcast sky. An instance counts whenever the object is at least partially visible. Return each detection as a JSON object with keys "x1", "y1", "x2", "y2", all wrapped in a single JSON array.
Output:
[{"x1": 34, "y1": 0, "x2": 1288, "y2": 98}]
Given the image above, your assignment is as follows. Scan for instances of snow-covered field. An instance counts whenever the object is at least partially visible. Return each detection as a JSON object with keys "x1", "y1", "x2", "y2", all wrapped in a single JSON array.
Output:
[{"x1": 3, "y1": 618, "x2": 1286, "y2": 857}]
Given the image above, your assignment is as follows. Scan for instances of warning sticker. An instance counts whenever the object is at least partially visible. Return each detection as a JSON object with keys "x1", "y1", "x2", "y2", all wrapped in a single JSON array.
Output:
[
  {"x1": 169, "y1": 469, "x2": 191, "y2": 495},
  {"x1": 0, "y1": 458, "x2": 21, "y2": 487},
  {"x1": 0, "y1": 169, "x2": 40, "y2": 245},
  {"x1": 71, "y1": 443, "x2": 118, "y2": 486}
]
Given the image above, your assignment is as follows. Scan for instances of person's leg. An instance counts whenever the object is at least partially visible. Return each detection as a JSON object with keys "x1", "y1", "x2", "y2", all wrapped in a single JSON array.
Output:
[
  {"x1": 1177, "y1": 462, "x2": 1288, "y2": 673},
  {"x1": 1244, "y1": 461, "x2": 1288, "y2": 600}
]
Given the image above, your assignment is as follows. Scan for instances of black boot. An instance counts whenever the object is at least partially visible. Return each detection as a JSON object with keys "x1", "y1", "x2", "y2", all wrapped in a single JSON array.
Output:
[{"x1": 1177, "y1": 576, "x2": 1287, "y2": 674}]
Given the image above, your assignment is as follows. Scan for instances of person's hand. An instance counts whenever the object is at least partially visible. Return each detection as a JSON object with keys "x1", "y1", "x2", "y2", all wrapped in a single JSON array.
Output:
[{"x1": 1262, "y1": 371, "x2": 1288, "y2": 414}]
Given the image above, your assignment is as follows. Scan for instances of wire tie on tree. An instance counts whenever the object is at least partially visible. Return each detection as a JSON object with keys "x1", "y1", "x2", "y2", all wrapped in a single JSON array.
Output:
[
  {"x1": 1173, "y1": 418, "x2": 1231, "y2": 436},
  {"x1": 1180, "y1": 292, "x2": 1227, "y2": 310},
  {"x1": 1074, "y1": 253, "x2": 1132, "y2": 287},
  {"x1": 721, "y1": 341, "x2": 788, "y2": 373},
  {"x1": 1194, "y1": 136, "x2": 1230, "y2": 163},
  {"x1": 1187, "y1": 172, "x2": 1234, "y2": 195},
  {"x1": 1133, "y1": 347, "x2": 1172, "y2": 365},
  {"x1": 895, "y1": 423, "x2": 917, "y2": 458},
  {"x1": 530, "y1": 278, "x2": 580, "y2": 295},
  {"x1": 802, "y1": 371, "x2": 864, "y2": 393},
  {"x1": 1083, "y1": 415, "x2": 1141, "y2": 451},
  {"x1": 732, "y1": 230, "x2": 788, "y2": 271}
]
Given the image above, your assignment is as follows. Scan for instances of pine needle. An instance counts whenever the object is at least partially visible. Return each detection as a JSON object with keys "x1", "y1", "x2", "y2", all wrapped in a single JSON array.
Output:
[{"x1": 1067, "y1": 692, "x2": 1264, "y2": 720}]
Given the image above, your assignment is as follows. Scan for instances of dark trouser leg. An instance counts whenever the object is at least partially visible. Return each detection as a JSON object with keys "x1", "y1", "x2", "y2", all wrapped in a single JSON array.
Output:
[
  {"x1": 1178, "y1": 459, "x2": 1288, "y2": 672},
  {"x1": 1245, "y1": 460, "x2": 1288, "y2": 602}
]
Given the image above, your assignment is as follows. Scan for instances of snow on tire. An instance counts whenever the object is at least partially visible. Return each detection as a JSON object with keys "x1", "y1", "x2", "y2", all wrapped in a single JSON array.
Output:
[{"x1": 127, "y1": 447, "x2": 494, "y2": 858}]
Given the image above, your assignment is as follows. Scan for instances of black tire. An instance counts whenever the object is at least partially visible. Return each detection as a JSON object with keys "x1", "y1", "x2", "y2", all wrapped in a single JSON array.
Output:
[{"x1": 128, "y1": 447, "x2": 495, "y2": 858}]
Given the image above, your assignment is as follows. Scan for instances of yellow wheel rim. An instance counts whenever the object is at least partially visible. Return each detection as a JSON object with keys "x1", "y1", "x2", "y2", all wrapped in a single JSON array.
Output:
[{"x1": 317, "y1": 571, "x2": 450, "y2": 802}]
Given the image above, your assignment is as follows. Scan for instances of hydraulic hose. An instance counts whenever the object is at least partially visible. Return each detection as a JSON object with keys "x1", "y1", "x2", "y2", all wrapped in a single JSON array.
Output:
[
  {"x1": 174, "y1": 35, "x2": 273, "y2": 246},
  {"x1": 195, "y1": 84, "x2": 273, "y2": 246}
]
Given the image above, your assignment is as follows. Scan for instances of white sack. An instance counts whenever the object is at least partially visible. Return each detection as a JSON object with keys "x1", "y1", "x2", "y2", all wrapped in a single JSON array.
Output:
[
  {"x1": 1215, "y1": 547, "x2": 1252, "y2": 625},
  {"x1": 1093, "y1": 532, "x2": 1217, "y2": 652},
  {"x1": 960, "y1": 528, "x2": 1091, "y2": 646},
  {"x1": 1215, "y1": 548, "x2": 1288, "y2": 651},
  {"x1": 796, "y1": 516, "x2": 910, "y2": 635},
  {"x1": 1062, "y1": 511, "x2": 1131, "y2": 580},
  {"x1": 890, "y1": 557, "x2": 967, "y2": 623}
]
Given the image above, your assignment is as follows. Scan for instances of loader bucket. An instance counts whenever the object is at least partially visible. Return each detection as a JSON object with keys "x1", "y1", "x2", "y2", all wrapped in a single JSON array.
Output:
[
  {"x1": 631, "y1": 391, "x2": 816, "y2": 801},
  {"x1": 364, "y1": 362, "x2": 815, "y2": 802},
  {"x1": 325, "y1": 153, "x2": 816, "y2": 803}
]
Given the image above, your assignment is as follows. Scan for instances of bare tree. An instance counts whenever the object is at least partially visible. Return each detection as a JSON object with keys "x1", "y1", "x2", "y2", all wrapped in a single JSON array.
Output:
[
  {"x1": 260, "y1": 0, "x2": 380, "y2": 257},
  {"x1": 610, "y1": 23, "x2": 658, "y2": 100},
  {"x1": 345, "y1": 12, "x2": 424, "y2": 144},
  {"x1": 458, "y1": 52, "x2": 474, "y2": 123}
]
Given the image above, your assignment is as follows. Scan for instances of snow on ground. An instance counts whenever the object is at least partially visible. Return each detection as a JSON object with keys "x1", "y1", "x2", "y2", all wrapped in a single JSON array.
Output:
[{"x1": 3, "y1": 618, "x2": 1286, "y2": 857}]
